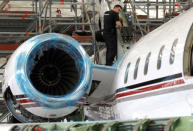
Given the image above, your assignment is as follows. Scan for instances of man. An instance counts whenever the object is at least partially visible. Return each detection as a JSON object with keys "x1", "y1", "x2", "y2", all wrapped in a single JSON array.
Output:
[{"x1": 103, "y1": 5, "x2": 122, "y2": 66}]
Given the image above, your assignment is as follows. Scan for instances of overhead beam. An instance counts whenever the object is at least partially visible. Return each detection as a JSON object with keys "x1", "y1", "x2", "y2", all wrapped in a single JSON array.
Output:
[
  {"x1": 0, "y1": 0, "x2": 9, "y2": 10},
  {"x1": 0, "y1": 0, "x2": 73, "y2": 1}
]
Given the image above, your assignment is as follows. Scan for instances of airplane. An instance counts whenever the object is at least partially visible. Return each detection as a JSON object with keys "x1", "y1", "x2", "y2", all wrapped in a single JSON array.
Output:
[{"x1": 2, "y1": 6, "x2": 193, "y2": 123}]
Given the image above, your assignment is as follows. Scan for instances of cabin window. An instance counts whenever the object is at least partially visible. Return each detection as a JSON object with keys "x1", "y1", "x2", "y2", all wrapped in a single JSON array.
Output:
[
  {"x1": 134, "y1": 58, "x2": 140, "y2": 80},
  {"x1": 124, "y1": 63, "x2": 131, "y2": 84},
  {"x1": 170, "y1": 39, "x2": 178, "y2": 64},
  {"x1": 144, "y1": 52, "x2": 151, "y2": 75},
  {"x1": 157, "y1": 45, "x2": 165, "y2": 70}
]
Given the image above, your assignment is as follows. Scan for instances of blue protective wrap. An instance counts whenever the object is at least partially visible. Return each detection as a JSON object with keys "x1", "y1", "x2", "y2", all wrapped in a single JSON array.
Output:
[
  {"x1": 112, "y1": 55, "x2": 125, "y2": 68},
  {"x1": 6, "y1": 99, "x2": 27, "y2": 123},
  {"x1": 14, "y1": 33, "x2": 93, "y2": 109}
]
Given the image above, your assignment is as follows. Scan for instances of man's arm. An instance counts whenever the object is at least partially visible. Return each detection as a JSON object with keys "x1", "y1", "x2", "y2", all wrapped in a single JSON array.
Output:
[
  {"x1": 116, "y1": 21, "x2": 122, "y2": 28},
  {"x1": 115, "y1": 13, "x2": 122, "y2": 28}
]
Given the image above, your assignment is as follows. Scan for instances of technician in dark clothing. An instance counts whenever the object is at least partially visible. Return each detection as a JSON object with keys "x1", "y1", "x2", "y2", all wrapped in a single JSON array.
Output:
[{"x1": 104, "y1": 5, "x2": 122, "y2": 66}]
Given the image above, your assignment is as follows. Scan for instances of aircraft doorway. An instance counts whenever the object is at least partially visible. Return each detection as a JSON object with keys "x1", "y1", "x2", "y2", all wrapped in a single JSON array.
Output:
[{"x1": 184, "y1": 24, "x2": 193, "y2": 76}]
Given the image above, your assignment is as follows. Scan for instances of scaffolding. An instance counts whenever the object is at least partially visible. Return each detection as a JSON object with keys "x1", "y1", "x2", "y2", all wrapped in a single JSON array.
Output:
[
  {"x1": 0, "y1": 0, "x2": 193, "y2": 51},
  {"x1": 120, "y1": 0, "x2": 193, "y2": 43},
  {"x1": 0, "y1": 0, "x2": 103, "y2": 63},
  {"x1": 0, "y1": 0, "x2": 98, "y2": 43}
]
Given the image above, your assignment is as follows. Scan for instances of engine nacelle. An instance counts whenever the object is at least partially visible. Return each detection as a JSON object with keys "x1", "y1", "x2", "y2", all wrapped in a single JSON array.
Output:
[{"x1": 3, "y1": 33, "x2": 93, "y2": 122}]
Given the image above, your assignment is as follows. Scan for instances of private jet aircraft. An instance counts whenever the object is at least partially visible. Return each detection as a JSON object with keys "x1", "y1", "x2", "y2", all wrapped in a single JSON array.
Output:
[{"x1": 2, "y1": 6, "x2": 193, "y2": 122}]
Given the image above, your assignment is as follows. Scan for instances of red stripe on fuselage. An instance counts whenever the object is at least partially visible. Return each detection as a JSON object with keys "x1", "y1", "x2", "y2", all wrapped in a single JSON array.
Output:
[
  {"x1": 18, "y1": 99, "x2": 33, "y2": 104},
  {"x1": 116, "y1": 79, "x2": 185, "y2": 98}
]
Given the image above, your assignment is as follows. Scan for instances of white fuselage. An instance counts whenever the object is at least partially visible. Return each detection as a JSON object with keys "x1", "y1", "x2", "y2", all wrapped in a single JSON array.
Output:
[{"x1": 112, "y1": 7, "x2": 193, "y2": 120}]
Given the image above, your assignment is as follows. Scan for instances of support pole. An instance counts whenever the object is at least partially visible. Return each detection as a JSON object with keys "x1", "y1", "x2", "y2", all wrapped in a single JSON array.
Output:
[
  {"x1": 49, "y1": 0, "x2": 52, "y2": 33},
  {"x1": 35, "y1": 0, "x2": 38, "y2": 33},
  {"x1": 156, "y1": 0, "x2": 158, "y2": 19},
  {"x1": 0, "y1": 0, "x2": 9, "y2": 11},
  {"x1": 92, "y1": 0, "x2": 96, "y2": 63},
  {"x1": 39, "y1": 0, "x2": 43, "y2": 34}
]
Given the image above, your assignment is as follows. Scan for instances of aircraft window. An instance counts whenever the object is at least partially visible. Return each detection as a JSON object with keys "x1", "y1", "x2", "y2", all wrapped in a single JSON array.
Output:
[
  {"x1": 157, "y1": 45, "x2": 165, "y2": 70},
  {"x1": 134, "y1": 58, "x2": 140, "y2": 80},
  {"x1": 144, "y1": 52, "x2": 151, "y2": 75},
  {"x1": 170, "y1": 39, "x2": 178, "y2": 64},
  {"x1": 124, "y1": 63, "x2": 131, "y2": 84}
]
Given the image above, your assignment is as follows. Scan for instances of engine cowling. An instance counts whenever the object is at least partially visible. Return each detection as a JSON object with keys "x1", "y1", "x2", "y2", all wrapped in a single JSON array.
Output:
[{"x1": 3, "y1": 33, "x2": 93, "y2": 122}]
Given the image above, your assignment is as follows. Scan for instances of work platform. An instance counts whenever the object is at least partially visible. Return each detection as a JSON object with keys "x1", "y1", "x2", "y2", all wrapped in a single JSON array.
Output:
[{"x1": 2, "y1": 116, "x2": 193, "y2": 131}]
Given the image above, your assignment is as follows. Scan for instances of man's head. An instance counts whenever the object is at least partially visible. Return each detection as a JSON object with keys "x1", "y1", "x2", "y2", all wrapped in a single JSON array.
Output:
[{"x1": 113, "y1": 5, "x2": 122, "y2": 13}]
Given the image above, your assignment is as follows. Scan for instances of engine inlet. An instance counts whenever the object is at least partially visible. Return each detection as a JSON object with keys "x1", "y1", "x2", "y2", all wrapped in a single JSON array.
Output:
[{"x1": 30, "y1": 48, "x2": 80, "y2": 96}]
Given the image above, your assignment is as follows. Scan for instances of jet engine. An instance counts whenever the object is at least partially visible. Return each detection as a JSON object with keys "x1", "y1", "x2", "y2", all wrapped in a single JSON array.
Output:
[{"x1": 2, "y1": 33, "x2": 93, "y2": 122}]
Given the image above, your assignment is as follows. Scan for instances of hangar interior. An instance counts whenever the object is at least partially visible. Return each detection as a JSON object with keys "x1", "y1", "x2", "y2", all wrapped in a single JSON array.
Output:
[{"x1": 0, "y1": 0, "x2": 192, "y2": 126}]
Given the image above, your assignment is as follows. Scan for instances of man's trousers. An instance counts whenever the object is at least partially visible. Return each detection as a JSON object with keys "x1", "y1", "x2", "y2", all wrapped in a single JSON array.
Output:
[{"x1": 103, "y1": 32, "x2": 117, "y2": 66}]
